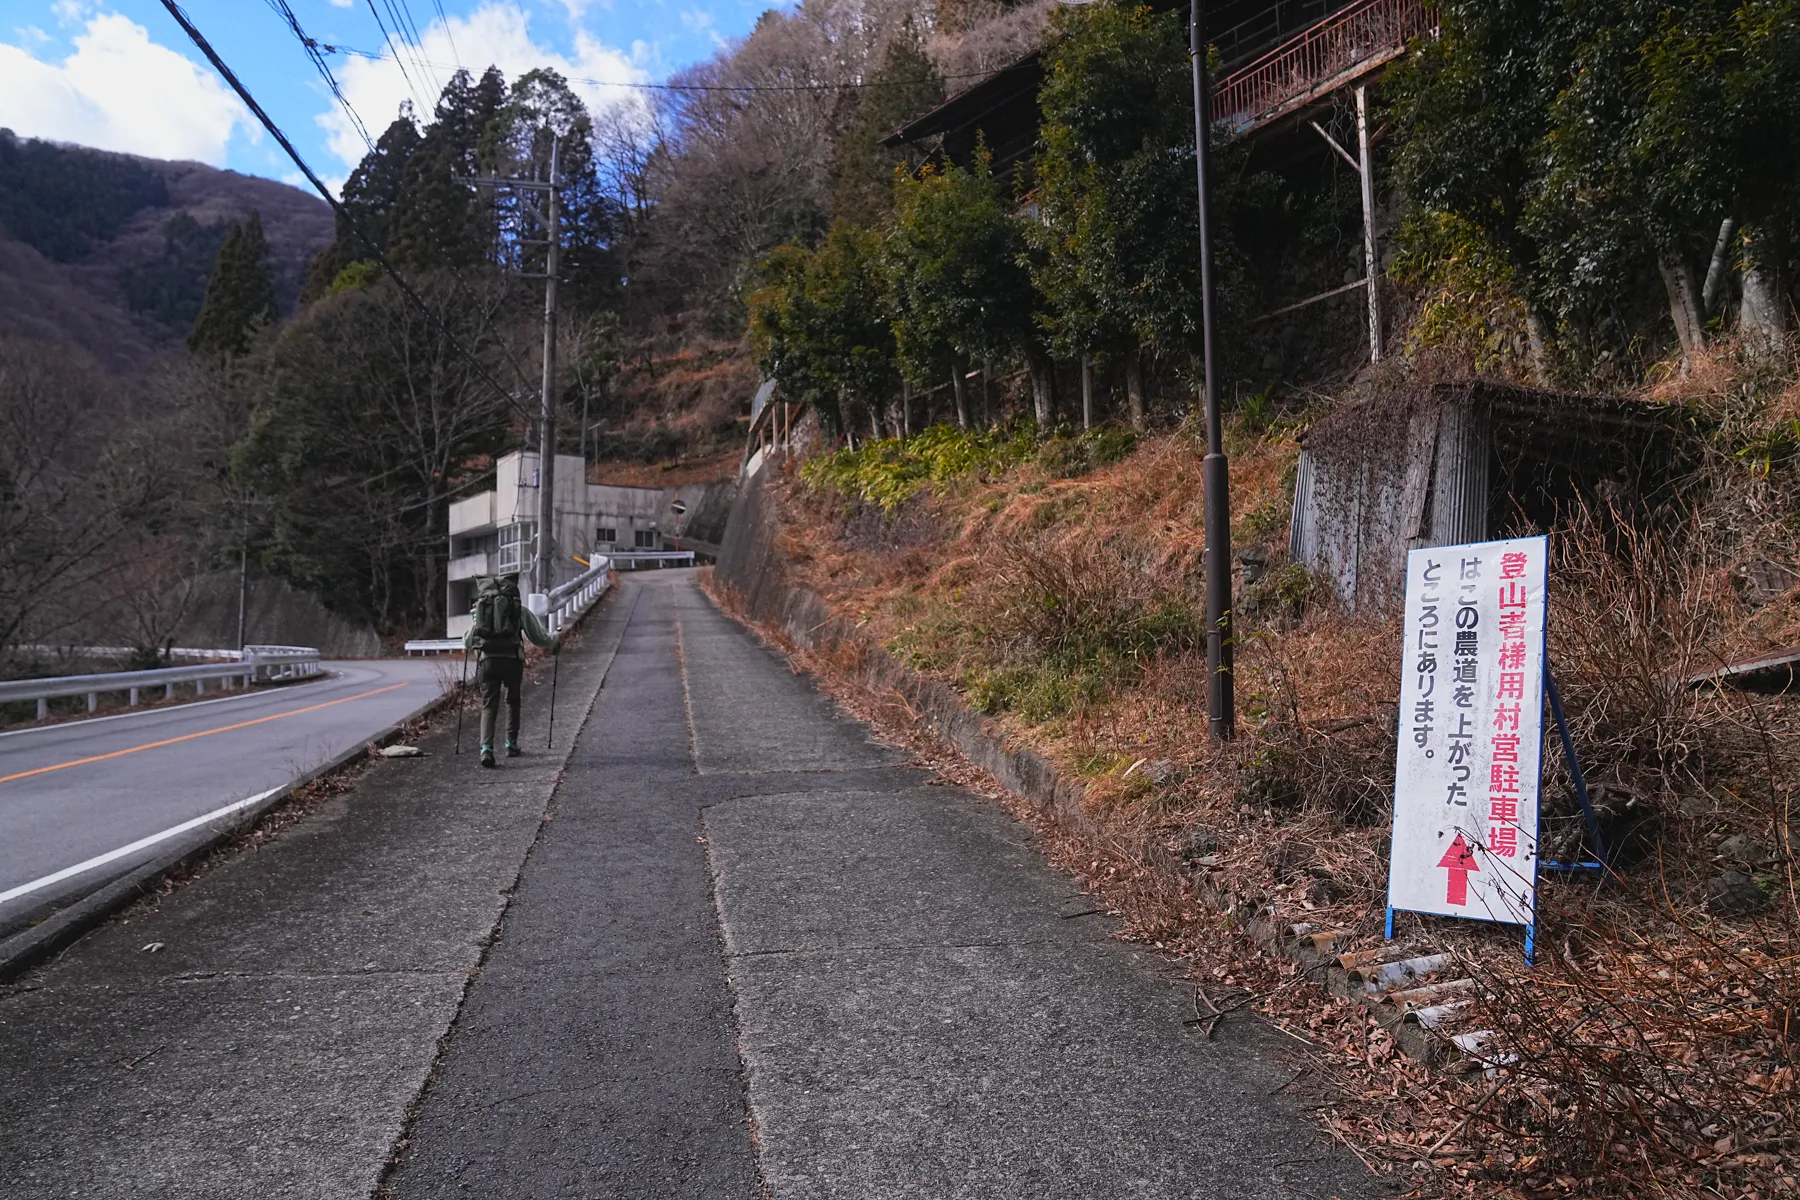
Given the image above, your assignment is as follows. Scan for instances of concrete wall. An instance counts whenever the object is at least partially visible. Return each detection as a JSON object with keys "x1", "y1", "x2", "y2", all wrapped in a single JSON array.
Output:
[
  {"x1": 1289, "y1": 380, "x2": 1696, "y2": 615},
  {"x1": 171, "y1": 573, "x2": 380, "y2": 658}
]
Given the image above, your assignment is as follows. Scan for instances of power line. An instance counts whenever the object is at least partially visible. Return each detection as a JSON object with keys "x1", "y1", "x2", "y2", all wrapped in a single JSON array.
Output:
[
  {"x1": 384, "y1": 0, "x2": 442, "y2": 98},
  {"x1": 429, "y1": 0, "x2": 462, "y2": 71},
  {"x1": 309, "y1": 40, "x2": 991, "y2": 94},
  {"x1": 363, "y1": 0, "x2": 427, "y2": 110},
  {"x1": 263, "y1": 0, "x2": 375, "y2": 155},
  {"x1": 157, "y1": 0, "x2": 541, "y2": 424}
]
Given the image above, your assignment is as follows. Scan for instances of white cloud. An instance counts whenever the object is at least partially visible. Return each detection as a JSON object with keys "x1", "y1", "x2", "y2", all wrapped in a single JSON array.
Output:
[
  {"x1": 322, "y1": 2, "x2": 646, "y2": 172},
  {"x1": 679, "y1": 9, "x2": 725, "y2": 49},
  {"x1": 0, "y1": 12, "x2": 254, "y2": 165}
]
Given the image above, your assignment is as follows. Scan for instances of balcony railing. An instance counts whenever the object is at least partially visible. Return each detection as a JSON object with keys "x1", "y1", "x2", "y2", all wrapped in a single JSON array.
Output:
[
  {"x1": 1213, "y1": 0, "x2": 1434, "y2": 134},
  {"x1": 448, "y1": 551, "x2": 490, "y2": 582}
]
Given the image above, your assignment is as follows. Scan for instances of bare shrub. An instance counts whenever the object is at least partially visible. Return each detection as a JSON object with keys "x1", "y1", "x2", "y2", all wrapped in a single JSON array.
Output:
[
  {"x1": 1448, "y1": 897, "x2": 1799, "y2": 1195},
  {"x1": 1547, "y1": 501, "x2": 1732, "y2": 799},
  {"x1": 928, "y1": 0, "x2": 1056, "y2": 79},
  {"x1": 989, "y1": 531, "x2": 1203, "y2": 672}
]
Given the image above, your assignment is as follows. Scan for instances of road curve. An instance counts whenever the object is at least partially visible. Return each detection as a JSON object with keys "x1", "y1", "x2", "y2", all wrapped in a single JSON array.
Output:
[{"x1": 0, "y1": 659, "x2": 450, "y2": 938}]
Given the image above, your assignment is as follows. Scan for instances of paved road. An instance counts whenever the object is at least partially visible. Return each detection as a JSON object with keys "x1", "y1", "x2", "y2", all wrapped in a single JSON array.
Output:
[
  {"x1": 0, "y1": 575, "x2": 1378, "y2": 1198},
  {"x1": 0, "y1": 658, "x2": 448, "y2": 938}
]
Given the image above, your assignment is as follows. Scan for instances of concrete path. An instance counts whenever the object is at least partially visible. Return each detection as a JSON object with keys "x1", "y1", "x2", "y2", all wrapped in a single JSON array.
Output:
[
  {"x1": 0, "y1": 573, "x2": 1377, "y2": 1199},
  {"x1": 0, "y1": 658, "x2": 448, "y2": 939},
  {"x1": 388, "y1": 574, "x2": 1376, "y2": 1200}
]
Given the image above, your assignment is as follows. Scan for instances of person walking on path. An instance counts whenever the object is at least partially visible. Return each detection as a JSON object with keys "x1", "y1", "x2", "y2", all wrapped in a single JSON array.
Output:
[{"x1": 463, "y1": 573, "x2": 561, "y2": 768}]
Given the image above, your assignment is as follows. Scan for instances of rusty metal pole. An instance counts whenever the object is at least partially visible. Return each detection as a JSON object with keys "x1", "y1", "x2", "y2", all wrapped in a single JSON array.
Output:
[{"x1": 1190, "y1": 0, "x2": 1235, "y2": 740}]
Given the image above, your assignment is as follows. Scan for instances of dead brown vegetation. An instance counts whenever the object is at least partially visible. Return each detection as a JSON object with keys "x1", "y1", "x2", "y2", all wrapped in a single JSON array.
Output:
[{"x1": 765, "y1": 354, "x2": 1800, "y2": 1195}]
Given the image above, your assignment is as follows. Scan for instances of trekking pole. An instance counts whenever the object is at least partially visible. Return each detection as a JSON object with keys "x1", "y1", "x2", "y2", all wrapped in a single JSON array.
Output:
[
  {"x1": 454, "y1": 650, "x2": 469, "y2": 755},
  {"x1": 546, "y1": 648, "x2": 560, "y2": 750}
]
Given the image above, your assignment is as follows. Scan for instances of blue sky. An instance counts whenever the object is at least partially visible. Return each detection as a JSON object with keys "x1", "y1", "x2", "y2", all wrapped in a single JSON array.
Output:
[{"x1": 0, "y1": 0, "x2": 771, "y2": 192}]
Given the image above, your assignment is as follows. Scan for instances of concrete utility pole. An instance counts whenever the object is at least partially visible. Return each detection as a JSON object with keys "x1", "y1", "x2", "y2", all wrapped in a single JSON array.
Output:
[
  {"x1": 1189, "y1": 0, "x2": 1235, "y2": 740},
  {"x1": 1356, "y1": 85, "x2": 1381, "y2": 363},
  {"x1": 1080, "y1": 355, "x2": 1094, "y2": 431},
  {"x1": 534, "y1": 139, "x2": 561, "y2": 597}
]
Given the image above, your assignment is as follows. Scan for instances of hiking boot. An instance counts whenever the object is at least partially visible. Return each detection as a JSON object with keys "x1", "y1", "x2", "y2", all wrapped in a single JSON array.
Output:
[
  {"x1": 505, "y1": 739, "x2": 520, "y2": 758},
  {"x1": 479, "y1": 745, "x2": 496, "y2": 768}
]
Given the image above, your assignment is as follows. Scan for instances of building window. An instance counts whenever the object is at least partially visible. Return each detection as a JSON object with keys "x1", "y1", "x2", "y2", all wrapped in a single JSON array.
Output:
[
  {"x1": 596, "y1": 527, "x2": 617, "y2": 546},
  {"x1": 498, "y1": 522, "x2": 536, "y2": 574},
  {"x1": 634, "y1": 529, "x2": 658, "y2": 550}
]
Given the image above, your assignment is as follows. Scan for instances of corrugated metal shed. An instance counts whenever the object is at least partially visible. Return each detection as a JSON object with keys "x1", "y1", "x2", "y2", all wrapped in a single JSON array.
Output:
[{"x1": 1289, "y1": 380, "x2": 1694, "y2": 613}]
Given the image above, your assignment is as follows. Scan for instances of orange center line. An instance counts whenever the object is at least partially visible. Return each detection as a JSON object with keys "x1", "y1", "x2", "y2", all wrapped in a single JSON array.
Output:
[{"x1": 0, "y1": 682, "x2": 412, "y2": 786}]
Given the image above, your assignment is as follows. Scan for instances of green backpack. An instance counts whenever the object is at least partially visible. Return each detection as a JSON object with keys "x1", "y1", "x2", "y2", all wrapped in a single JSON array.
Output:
[{"x1": 473, "y1": 579, "x2": 523, "y2": 652}]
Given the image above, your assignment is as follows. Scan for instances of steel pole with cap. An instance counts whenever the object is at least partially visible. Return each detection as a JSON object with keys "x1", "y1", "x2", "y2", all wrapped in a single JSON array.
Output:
[{"x1": 1189, "y1": 0, "x2": 1235, "y2": 740}]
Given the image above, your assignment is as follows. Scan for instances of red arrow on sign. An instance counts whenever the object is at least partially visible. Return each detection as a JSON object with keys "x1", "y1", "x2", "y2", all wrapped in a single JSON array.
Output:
[{"x1": 1438, "y1": 834, "x2": 1480, "y2": 906}]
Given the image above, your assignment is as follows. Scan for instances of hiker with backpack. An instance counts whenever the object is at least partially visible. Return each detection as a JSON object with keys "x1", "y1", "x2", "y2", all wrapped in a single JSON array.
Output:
[{"x1": 462, "y1": 573, "x2": 561, "y2": 768}]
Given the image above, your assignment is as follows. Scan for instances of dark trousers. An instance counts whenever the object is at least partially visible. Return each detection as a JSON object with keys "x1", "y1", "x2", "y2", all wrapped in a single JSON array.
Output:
[{"x1": 478, "y1": 654, "x2": 524, "y2": 747}]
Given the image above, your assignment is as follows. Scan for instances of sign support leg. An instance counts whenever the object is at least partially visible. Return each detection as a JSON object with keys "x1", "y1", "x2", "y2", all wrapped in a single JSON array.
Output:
[
  {"x1": 1542, "y1": 667, "x2": 1606, "y2": 871},
  {"x1": 1384, "y1": 906, "x2": 1394, "y2": 940}
]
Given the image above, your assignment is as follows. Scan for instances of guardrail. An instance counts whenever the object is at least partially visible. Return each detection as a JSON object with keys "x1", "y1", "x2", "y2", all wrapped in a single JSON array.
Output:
[
  {"x1": 0, "y1": 646, "x2": 322, "y2": 721},
  {"x1": 14, "y1": 644, "x2": 248, "y2": 663},
  {"x1": 545, "y1": 556, "x2": 612, "y2": 632},
  {"x1": 405, "y1": 557, "x2": 616, "y2": 655},
  {"x1": 606, "y1": 551, "x2": 697, "y2": 571}
]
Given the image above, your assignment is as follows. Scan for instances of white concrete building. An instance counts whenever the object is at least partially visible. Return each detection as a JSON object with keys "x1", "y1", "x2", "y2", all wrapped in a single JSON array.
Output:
[{"x1": 444, "y1": 451, "x2": 681, "y2": 638}]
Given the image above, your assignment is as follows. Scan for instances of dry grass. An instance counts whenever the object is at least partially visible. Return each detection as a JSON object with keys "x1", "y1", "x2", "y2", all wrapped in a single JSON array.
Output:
[
  {"x1": 594, "y1": 341, "x2": 757, "y2": 464},
  {"x1": 765, "y1": 360, "x2": 1800, "y2": 1197}
]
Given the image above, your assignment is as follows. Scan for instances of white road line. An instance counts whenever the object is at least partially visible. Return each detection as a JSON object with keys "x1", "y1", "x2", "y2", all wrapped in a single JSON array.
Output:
[
  {"x1": 0, "y1": 673, "x2": 345, "y2": 741},
  {"x1": 0, "y1": 786, "x2": 284, "y2": 906}
]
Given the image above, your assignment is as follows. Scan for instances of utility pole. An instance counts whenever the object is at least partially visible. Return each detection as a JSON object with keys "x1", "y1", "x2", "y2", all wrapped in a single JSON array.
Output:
[
  {"x1": 1189, "y1": 0, "x2": 1235, "y2": 740},
  {"x1": 1355, "y1": 85, "x2": 1382, "y2": 363},
  {"x1": 468, "y1": 146, "x2": 564, "y2": 594},
  {"x1": 534, "y1": 139, "x2": 561, "y2": 597},
  {"x1": 236, "y1": 505, "x2": 249, "y2": 653}
]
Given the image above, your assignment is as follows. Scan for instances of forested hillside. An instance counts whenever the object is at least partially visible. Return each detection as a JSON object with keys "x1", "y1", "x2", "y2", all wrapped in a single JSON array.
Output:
[{"x1": 0, "y1": 131, "x2": 331, "y2": 368}]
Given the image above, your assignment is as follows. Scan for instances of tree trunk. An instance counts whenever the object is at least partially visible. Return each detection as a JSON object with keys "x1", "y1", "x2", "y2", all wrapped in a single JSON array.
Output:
[
  {"x1": 838, "y1": 391, "x2": 855, "y2": 451},
  {"x1": 1125, "y1": 346, "x2": 1147, "y2": 432},
  {"x1": 1703, "y1": 216, "x2": 1738, "y2": 314},
  {"x1": 1739, "y1": 224, "x2": 1788, "y2": 363},
  {"x1": 1029, "y1": 354, "x2": 1055, "y2": 433},
  {"x1": 1524, "y1": 302, "x2": 1552, "y2": 386},
  {"x1": 980, "y1": 360, "x2": 992, "y2": 427},
  {"x1": 901, "y1": 380, "x2": 912, "y2": 438},
  {"x1": 1080, "y1": 354, "x2": 1094, "y2": 431},
  {"x1": 1658, "y1": 252, "x2": 1707, "y2": 363},
  {"x1": 951, "y1": 365, "x2": 968, "y2": 429},
  {"x1": 869, "y1": 400, "x2": 882, "y2": 440}
]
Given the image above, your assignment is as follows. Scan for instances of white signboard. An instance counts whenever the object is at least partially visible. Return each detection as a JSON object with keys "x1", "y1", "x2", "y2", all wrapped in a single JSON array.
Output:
[{"x1": 1387, "y1": 536, "x2": 1547, "y2": 927}]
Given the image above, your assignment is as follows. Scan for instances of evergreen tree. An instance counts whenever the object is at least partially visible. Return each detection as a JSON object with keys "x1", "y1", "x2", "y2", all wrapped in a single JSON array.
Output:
[
  {"x1": 488, "y1": 68, "x2": 621, "y2": 315},
  {"x1": 388, "y1": 68, "x2": 510, "y2": 273},
  {"x1": 1032, "y1": 3, "x2": 1203, "y2": 366},
  {"x1": 300, "y1": 115, "x2": 421, "y2": 304},
  {"x1": 885, "y1": 150, "x2": 1033, "y2": 422},
  {"x1": 1029, "y1": 2, "x2": 1265, "y2": 420},
  {"x1": 747, "y1": 223, "x2": 897, "y2": 438},
  {"x1": 388, "y1": 139, "x2": 480, "y2": 273},
  {"x1": 188, "y1": 210, "x2": 278, "y2": 358},
  {"x1": 828, "y1": 31, "x2": 946, "y2": 227}
]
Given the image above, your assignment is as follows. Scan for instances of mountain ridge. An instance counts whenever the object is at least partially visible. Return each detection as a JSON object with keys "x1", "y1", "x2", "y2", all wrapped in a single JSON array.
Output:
[{"x1": 0, "y1": 133, "x2": 333, "y2": 370}]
